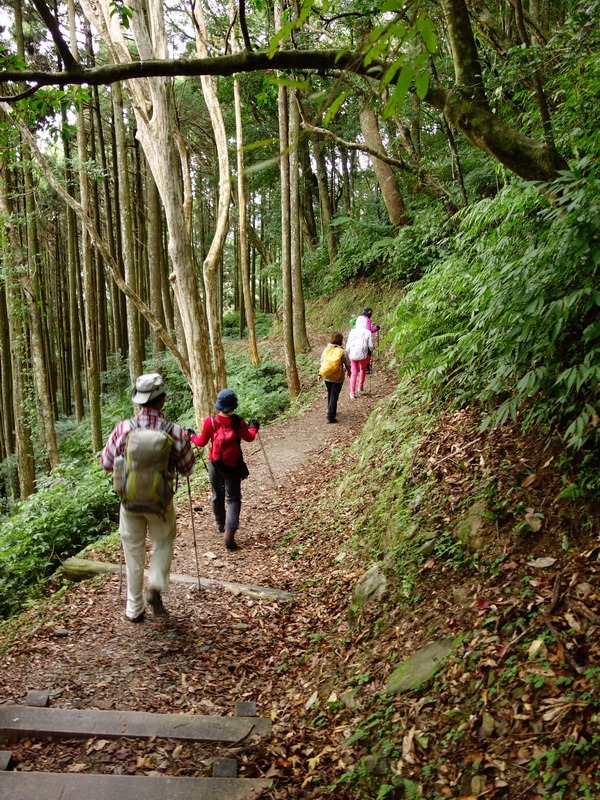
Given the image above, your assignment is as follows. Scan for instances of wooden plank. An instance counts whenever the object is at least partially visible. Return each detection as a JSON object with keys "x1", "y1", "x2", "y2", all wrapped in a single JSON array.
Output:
[
  {"x1": 0, "y1": 772, "x2": 271, "y2": 800},
  {"x1": 61, "y1": 558, "x2": 293, "y2": 602},
  {"x1": 0, "y1": 706, "x2": 270, "y2": 743}
]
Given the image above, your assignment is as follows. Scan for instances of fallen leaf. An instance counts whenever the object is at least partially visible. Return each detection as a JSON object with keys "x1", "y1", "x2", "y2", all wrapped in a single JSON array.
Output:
[
  {"x1": 527, "y1": 557, "x2": 556, "y2": 568},
  {"x1": 525, "y1": 512, "x2": 543, "y2": 531}
]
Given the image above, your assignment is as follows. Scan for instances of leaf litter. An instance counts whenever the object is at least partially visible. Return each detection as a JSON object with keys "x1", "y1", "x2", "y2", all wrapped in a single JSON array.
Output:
[{"x1": 0, "y1": 367, "x2": 598, "y2": 798}]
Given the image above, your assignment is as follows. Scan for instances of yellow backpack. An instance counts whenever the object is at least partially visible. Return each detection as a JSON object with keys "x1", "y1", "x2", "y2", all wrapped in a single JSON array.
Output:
[{"x1": 319, "y1": 345, "x2": 345, "y2": 381}]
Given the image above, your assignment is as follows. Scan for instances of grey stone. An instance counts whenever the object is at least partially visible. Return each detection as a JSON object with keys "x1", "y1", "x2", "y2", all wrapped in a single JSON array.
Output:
[
  {"x1": 212, "y1": 758, "x2": 237, "y2": 777},
  {"x1": 352, "y1": 565, "x2": 387, "y2": 607},
  {"x1": 235, "y1": 701, "x2": 257, "y2": 717},
  {"x1": 385, "y1": 638, "x2": 457, "y2": 694},
  {"x1": 455, "y1": 498, "x2": 487, "y2": 551},
  {"x1": 25, "y1": 691, "x2": 49, "y2": 707}
]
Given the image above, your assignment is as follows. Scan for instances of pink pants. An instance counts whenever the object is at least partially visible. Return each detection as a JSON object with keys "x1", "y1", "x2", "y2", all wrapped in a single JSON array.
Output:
[{"x1": 350, "y1": 358, "x2": 369, "y2": 394}]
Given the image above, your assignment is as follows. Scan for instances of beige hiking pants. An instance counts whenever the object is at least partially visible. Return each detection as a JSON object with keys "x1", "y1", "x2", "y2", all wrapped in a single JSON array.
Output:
[{"x1": 119, "y1": 504, "x2": 176, "y2": 620}]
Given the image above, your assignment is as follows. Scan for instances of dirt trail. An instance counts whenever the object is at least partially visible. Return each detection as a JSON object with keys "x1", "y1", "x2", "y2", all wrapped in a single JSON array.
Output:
[{"x1": 0, "y1": 363, "x2": 396, "y2": 796}]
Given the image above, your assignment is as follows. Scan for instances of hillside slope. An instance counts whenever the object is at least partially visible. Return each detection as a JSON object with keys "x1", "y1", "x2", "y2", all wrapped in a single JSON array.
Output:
[{"x1": 1, "y1": 354, "x2": 598, "y2": 799}]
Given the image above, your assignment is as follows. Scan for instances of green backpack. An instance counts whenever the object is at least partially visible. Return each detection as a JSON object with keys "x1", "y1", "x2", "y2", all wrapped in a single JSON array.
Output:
[{"x1": 116, "y1": 421, "x2": 175, "y2": 518}]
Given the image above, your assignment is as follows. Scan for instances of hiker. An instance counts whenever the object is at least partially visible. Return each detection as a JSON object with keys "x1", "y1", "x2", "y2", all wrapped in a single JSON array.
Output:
[
  {"x1": 100, "y1": 373, "x2": 195, "y2": 623},
  {"x1": 357, "y1": 307, "x2": 380, "y2": 373},
  {"x1": 346, "y1": 315, "x2": 373, "y2": 399},
  {"x1": 188, "y1": 389, "x2": 259, "y2": 552},
  {"x1": 318, "y1": 331, "x2": 351, "y2": 423}
]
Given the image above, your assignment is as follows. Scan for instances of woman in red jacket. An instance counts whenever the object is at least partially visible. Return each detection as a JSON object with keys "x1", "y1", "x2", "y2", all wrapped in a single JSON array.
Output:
[{"x1": 188, "y1": 389, "x2": 259, "y2": 551}]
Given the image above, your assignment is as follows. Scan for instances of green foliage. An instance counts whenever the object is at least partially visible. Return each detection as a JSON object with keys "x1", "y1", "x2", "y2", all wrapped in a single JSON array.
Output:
[
  {"x1": 0, "y1": 460, "x2": 117, "y2": 619},
  {"x1": 389, "y1": 165, "x2": 600, "y2": 464},
  {"x1": 222, "y1": 311, "x2": 274, "y2": 339},
  {"x1": 224, "y1": 349, "x2": 289, "y2": 422},
  {"x1": 304, "y1": 208, "x2": 450, "y2": 297}
]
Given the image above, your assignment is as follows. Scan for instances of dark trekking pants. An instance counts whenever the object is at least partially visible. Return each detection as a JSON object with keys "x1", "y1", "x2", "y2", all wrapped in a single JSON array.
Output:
[
  {"x1": 208, "y1": 460, "x2": 242, "y2": 532},
  {"x1": 325, "y1": 379, "x2": 342, "y2": 422}
]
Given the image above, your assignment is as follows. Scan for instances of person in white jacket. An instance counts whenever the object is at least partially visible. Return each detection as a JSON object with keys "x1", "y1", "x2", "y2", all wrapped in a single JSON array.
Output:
[{"x1": 345, "y1": 316, "x2": 373, "y2": 399}]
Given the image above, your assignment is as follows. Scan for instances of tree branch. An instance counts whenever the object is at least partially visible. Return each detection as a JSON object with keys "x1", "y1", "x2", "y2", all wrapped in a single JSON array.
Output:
[
  {"x1": 300, "y1": 118, "x2": 410, "y2": 172},
  {"x1": 30, "y1": 0, "x2": 79, "y2": 71}
]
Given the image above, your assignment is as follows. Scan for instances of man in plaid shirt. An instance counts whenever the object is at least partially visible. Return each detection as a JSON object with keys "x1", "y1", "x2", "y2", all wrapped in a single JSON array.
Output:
[{"x1": 101, "y1": 373, "x2": 195, "y2": 623}]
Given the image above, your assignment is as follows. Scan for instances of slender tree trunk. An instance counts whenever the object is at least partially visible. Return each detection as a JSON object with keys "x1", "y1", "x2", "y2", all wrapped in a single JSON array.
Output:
[
  {"x1": 234, "y1": 73, "x2": 260, "y2": 366},
  {"x1": 69, "y1": 0, "x2": 102, "y2": 453},
  {"x1": 146, "y1": 164, "x2": 166, "y2": 355},
  {"x1": 313, "y1": 138, "x2": 337, "y2": 265},
  {"x1": 289, "y1": 90, "x2": 310, "y2": 352},
  {"x1": 275, "y1": 0, "x2": 301, "y2": 397},
  {"x1": 0, "y1": 156, "x2": 36, "y2": 498},
  {"x1": 14, "y1": 0, "x2": 60, "y2": 470},
  {"x1": 193, "y1": 1, "x2": 231, "y2": 391},
  {"x1": 113, "y1": 81, "x2": 143, "y2": 382}
]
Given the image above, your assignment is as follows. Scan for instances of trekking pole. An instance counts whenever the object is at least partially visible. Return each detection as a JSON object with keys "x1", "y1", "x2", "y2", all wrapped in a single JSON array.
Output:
[
  {"x1": 118, "y1": 536, "x2": 124, "y2": 598},
  {"x1": 256, "y1": 431, "x2": 279, "y2": 489},
  {"x1": 186, "y1": 475, "x2": 202, "y2": 592}
]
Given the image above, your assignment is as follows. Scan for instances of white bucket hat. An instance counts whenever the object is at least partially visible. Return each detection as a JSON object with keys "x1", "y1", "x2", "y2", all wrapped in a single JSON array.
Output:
[{"x1": 131, "y1": 373, "x2": 165, "y2": 404}]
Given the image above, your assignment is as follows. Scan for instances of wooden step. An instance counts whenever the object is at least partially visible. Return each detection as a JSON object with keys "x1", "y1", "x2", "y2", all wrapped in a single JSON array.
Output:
[
  {"x1": 61, "y1": 557, "x2": 293, "y2": 602},
  {"x1": 0, "y1": 772, "x2": 271, "y2": 800},
  {"x1": 0, "y1": 706, "x2": 271, "y2": 743}
]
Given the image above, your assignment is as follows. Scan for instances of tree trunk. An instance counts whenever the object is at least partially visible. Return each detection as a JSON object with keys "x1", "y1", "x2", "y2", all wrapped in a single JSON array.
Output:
[
  {"x1": 289, "y1": 91, "x2": 310, "y2": 352},
  {"x1": 193, "y1": 0, "x2": 230, "y2": 391},
  {"x1": 359, "y1": 104, "x2": 410, "y2": 227},
  {"x1": 0, "y1": 155, "x2": 36, "y2": 499},
  {"x1": 275, "y1": 0, "x2": 301, "y2": 397},
  {"x1": 14, "y1": 1, "x2": 60, "y2": 471},
  {"x1": 146, "y1": 164, "x2": 166, "y2": 355},
  {"x1": 234, "y1": 73, "x2": 260, "y2": 366},
  {"x1": 80, "y1": 0, "x2": 215, "y2": 419},
  {"x1": 113, "y1": 81, "x2": 143, "y2": 383},
  {"x1": 70, "y1": 0, "x2": 102, "y2": 454},
  {"x1": 313, "y1": 138, "x2": 337, "y2": 265}
]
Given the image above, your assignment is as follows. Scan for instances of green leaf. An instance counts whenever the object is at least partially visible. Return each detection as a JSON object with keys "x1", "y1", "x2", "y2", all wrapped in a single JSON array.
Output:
[
  {"x1": 415, "y1": 71, "x2": 430, "y2": 100},
  {"x1": 383, "y1": 64, "x2": 413, "y2": 117},
  {"x1": 379, "y1": 59, "x2": 403, "y2": 93},
  {"x1": 266, "y1": 76, "x2": 311, "y2": 91},
  {"x1": 324, "y1": 91, "x2": 349, "y2": 125}
]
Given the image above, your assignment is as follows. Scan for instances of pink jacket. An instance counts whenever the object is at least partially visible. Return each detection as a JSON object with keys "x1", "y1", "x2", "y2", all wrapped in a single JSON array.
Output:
[{"x1": 358, "y1": 314, "x2": 379, "y2": 333}]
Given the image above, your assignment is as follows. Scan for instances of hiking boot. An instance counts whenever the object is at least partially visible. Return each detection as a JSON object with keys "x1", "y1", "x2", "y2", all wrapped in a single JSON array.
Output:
[
  {"x1": 147, "y1": 588, "x2": 166, "y2": 616},
  {"x1": 127, "y1": 612, "x2": 145, "y2": 624},
  {"x1": 327, "y1": 418, "x2": 338, "y2": 423},
  {"x1": 224, "y1": 528, "x2": 238, "y2": 551}
]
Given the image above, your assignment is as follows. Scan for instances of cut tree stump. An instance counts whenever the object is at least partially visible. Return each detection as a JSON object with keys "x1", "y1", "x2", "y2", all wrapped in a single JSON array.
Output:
[
  {"x1": 0, "y1": 706, "x2": 271, "y2": 743},
  {"x1": 60, "y1": 558, "x2": 293, "y2": 602},
  {"x1": 0, "y1": 772, "x2": 271, "y2": 800}
]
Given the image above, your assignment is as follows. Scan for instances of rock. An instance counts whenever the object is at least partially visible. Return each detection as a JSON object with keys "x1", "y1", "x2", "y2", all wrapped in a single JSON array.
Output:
[
  {"x1": 352, "y1": 565, "x2": 387, "y2": 609},
  {"x1": 385, "y1": 638, "x2": 457, "y2": 695},
  {"x1": 455, "y1": 498, "x2": 488, "y2": 551}
]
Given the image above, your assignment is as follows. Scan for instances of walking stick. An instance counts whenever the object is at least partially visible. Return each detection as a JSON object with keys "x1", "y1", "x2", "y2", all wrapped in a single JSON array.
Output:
[
  {"x1": 256, "y1": 431, "x2": 279, "y2": 489},
  {"x1": 186, "y1": 475, "x2": 202, "y2": 592},
  {"x1": 118, "y1": 536, "x2": 124, "y2": 598}
]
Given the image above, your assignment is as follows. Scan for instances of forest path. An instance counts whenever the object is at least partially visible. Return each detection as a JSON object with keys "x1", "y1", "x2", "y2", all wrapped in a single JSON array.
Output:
[{"x1": 0, "y1": 354, "x2": 397, "y2": 798}]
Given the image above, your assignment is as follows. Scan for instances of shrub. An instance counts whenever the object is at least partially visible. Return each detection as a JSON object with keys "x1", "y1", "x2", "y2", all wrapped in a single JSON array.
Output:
[
  {"x1": 0, "y1": 460, "x2": 117, "y2": 619},
  {"x1": 390, "y1": 164, "x2": 600, "y2": 459}
]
